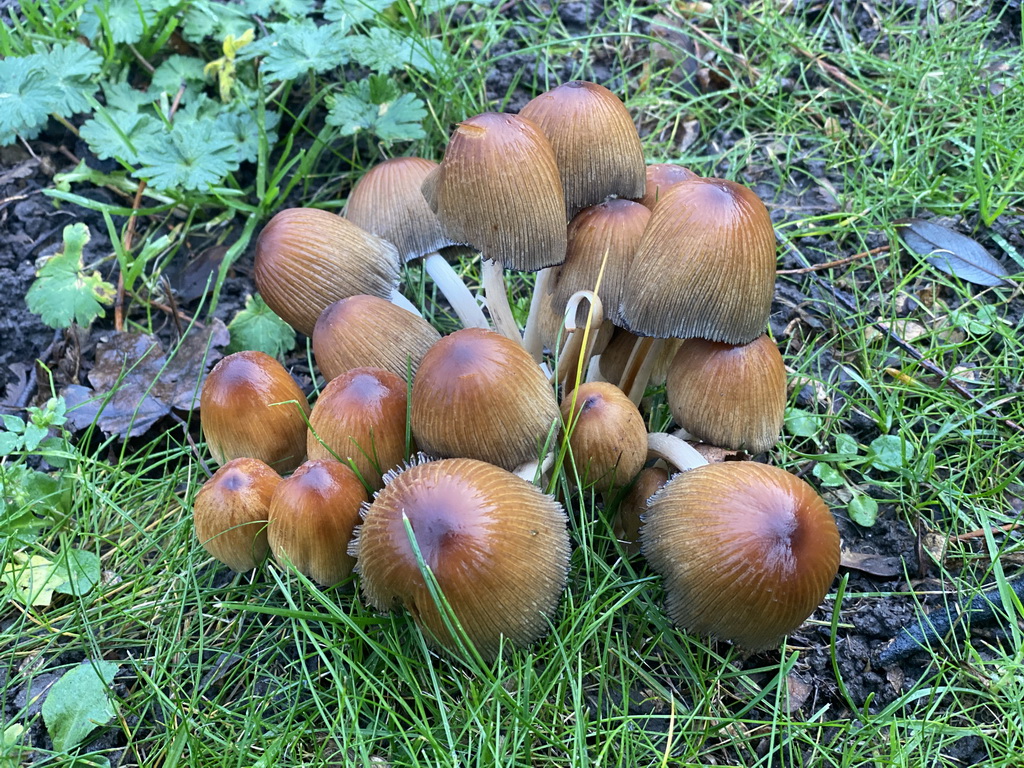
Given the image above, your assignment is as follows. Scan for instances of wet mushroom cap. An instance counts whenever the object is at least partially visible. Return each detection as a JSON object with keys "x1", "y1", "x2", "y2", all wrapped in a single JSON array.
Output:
[
  {"x1": 312, "y1": 294, "x2": 441, "y2": 382},
  {"x1": 267, "y1": 458, "x2": 368, "y2": 586},
  {"x1": 307, "y1": 366, "x2": 410, "y2": 489},
  {"x1": 254, "y1": 207, "x2": 401, "y2": 336},
  {"x1": 193, "y1": 457, "x2": 281, "y2": 572},
  {"x1": 411, "y1": 328, "x2": 560, "y2": 470},
  {"x1": 666, "y1": 334, "x2": 787, "y2": 454},
  {"x1": 636, "y1": 163, "x2": 700, "y2": 210},
  {"x1": 640, "y1": 462, "x2": 840, "y2": 650},
  {"x1": 519, "y1": 80, "x2": 646, "y2": 218},
  {"x1": 421, "y1": 111, "x2": 567, "y2": 271},
  {"x1": 560, "y1": 382, "x2": 647, "y2": 493},
  {"x1": 200, "y1": 350, "x2": 310, "y2": 473},
  {"x1": 621, "y1": 177, "x2": 776, "y2": 344},
  {"x1": 353, "y1": 457, "x2": 571, "y2": 659}
]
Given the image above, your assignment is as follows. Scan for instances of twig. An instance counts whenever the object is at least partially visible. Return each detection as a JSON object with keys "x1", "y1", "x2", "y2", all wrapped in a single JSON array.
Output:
[
  {"x1": 874, "y1": 575, "x2": 1024, "y2": 666},
  {"x1": 955, "y1": 523, "x2": 1024, "y2": 542},
  {"x1": 776, "y1": 245, "x2": 889, "y2": 275}
]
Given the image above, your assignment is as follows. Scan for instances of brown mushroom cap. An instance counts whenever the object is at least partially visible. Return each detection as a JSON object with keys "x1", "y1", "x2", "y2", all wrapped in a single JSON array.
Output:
[
  {"x1": 411, "y1": 328, "x2": 560, "y2": 470},
  {"x1": 621, "y1": 177, "x2": 776, "y2": 344},
  {"x1": 312, "y1": 294, "x2": 441, "y2": 382},
  {"x1": 637, "y1": 163, "x2": 700, "y2": 210},
  {"x1": 640, "y1": 462, "x2": 840, "y2": 650},
  {"x1": 353, "y1": 457, "x2": 570, "y2": 658},
  {"x1": 200, "y1": 350, "x2": 310, "y2": 473},
  {"x1": 560, "y1": 382, "x2": 647, "y2": 494},
  {"x1": 193, "y1": 457, "x2": 281, "y2": 571},
  {"x1": 307, "y1": 367, "x2": 410, "y2": 489},
  {"x1": 421, "y1": 112, "x2": 566, "y2": 271},
  {"x1": 613, "y1": 466, "x2": 670, "y2": 555},
  {"x1": 344, "y1": 157, "x2": 452, "y2": 262},
  {"x1": 550, "y1": 199, "x2": 650, "y2": 328},
  {"x1": 519, "y1": 80, "x2": 646, "y2": 218},
  {"x1": 666, "y1": 334, "x2": 787, "y2": 454},
  {"x1": 254, "y1": 207, "x2": 401, "y2": 336},
  {"x1": 267, "y1": 459, "x2": 368, "y2": 585}
]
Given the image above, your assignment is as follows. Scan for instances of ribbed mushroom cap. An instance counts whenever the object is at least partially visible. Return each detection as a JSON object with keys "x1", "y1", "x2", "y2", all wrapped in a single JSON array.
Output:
[
  {"x1": 550, "y1": 199, "x2": 650, "y2": 328},
  {"x1": 267, "y1": 458, "x2": 368, "y2": 585},
  {"x1": 307, "y1": 367, "x2": 409, "y2": 489},
  {"x1": 621, "y1": 177, "x2": 776, "y2": 344},
  {"x1": 411, "y1": 328, "x2": 560, "y2": 470},
  {"x1": 254, "y1": 207, "x2": 401, "y2": 336},
  {"x1": 560, "y1": 382, "x2": 647, "y2": 493},
  {"x1": 666, "y1": 334, "x2": 787, "y2": 454},
  {"x1": 353, "y1": 457, "x2": 571, "y2": 658},
  {"x1": 637, "y1": 163, "x2": 699, "y2": 209},
  {"x1": 641, "y1": 462, "x2": 840, "y2": 650},
  {"x1": 345, "y1": 157, "x2": 452, "y2": 262},
  {"x1": 421, "y1": 112, "x2": 566, "y2": 271},
  {"x1": 312, "y1": 294, "x2": 441, "y2": 382},
  {"x1": 200, "y1": 350, "x2": 310, "y2": 473},
  {"x1": 193, "y1": 457, "x2": 281, "y2": 572},
  {"x1": 518, "y1": 80, "x2": 646, "y2": 218},
  {"x1": 612, "y1": 466, "x2": 669, "y2": 556}
]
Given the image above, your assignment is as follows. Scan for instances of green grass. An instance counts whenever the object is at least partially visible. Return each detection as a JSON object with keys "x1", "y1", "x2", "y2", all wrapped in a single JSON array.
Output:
[{"x1": 3, "y1": 0, "x2": 1024, "y2": 765}]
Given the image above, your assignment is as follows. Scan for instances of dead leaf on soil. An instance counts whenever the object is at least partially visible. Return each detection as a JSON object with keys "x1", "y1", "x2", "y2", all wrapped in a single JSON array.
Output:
[
  {"x1": 61, "y1": 320, "x2": 228, "y2": 438},
  {"x1": 840, "y1": 549, "x2": 904, "y2": 579}
]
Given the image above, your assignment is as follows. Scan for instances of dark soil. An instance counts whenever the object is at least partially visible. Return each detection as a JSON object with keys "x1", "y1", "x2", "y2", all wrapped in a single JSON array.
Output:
[{"x1": 2, "y1": 0, "x2": 1022, "y2": 765}]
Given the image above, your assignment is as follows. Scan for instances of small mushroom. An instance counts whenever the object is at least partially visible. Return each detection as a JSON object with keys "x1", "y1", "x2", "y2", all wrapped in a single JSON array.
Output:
[
  {"x1": 307, "y1": 367, "x2": 410, "y2": 489},
  {"x1": 411, "y1": 328, "x2": 560, "y2": 470},
  {"x1": 345, "y1": 157, "x2": 489, "y2": 329},
  {"x1": 254, "y1": 207, "x2": 402, "y2": 336},
  {"x1": 200, "y1": 350, "x2": 310, "y2": 473},
  {"x1": 267, "y1": 458, "x2": 368, "y2": 585},
  {"x1": 612, "y1": 466, "x2": 669, "y2": 555},
  {"x1": 352, "y1": 457, "x2": 571, "y2": 659},
  {"x1": 636, "y1": 163, "x2": 699, "y2": 210},
  {"x1": 560, "y1": 382, "x2": 647, "y2": 494},
  {"x1": 620, "y1": 176, "x2": 776, "y2": 344},
  {"x1": 641, "y1": 462, "x2": 841, "y2": 650},
  {"x1": 193, "y1": 457, "x2": 281, "y2": 572},
  {"x1": 312, "y1": 294, "x2": 441, "y2": 382},
  {"x1": 665, "y1": 334, "x2": 787, "y2": 454}
]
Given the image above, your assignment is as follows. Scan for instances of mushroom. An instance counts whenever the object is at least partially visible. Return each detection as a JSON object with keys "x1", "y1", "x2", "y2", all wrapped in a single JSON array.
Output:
[
  {"x1": 560, "y1": 381, "x2": 647, "y2": 494},
  {"x1": 636, "y1": 163, "x2": 699, "y2": 210},
  {"x1": 267, "y1": 458, "x2": 368, "y2": 585},
  {"x1": 665, "y1": 334, "x2": 787, "y2": 454},
  {"x1": 253, "y1": 207, "x2": 403, "y2": 336},
  {"x1": 200, "y1": 350, "x2": 310, "y2": 473},
  {"x1": 422, "y1": 112, "x2": 566, "y2": 342},
  {"x1": 345, "y1": 157, "x2": 489, "y2": 329},
  {"x1": 312, "y1": 294, "x2": 441, "y2": 382},
  {"x1": 640, "y1": 462, "x2": 841, "y2": 650},
  {"x1": 518, "y1": 80, "x2": 646, "y2": 218},
  {"x1": 612, "y1": 465, "x2": 669, "y2": 556},
  {"x1": 193, "y1": 457, "x2": 281, "y2": 572},
  {"x1": 352, "y1": 457, "x2": 570, "y2": 659},
  {"x1": 620, "y1": 176, "x2": 776, "y2": 344},
  {"x1": 411, "y1": 328, "x2": 560, "y2": 471},
  {"x1": 307, "y1": 367, "x2": 410, "y2": 489}
]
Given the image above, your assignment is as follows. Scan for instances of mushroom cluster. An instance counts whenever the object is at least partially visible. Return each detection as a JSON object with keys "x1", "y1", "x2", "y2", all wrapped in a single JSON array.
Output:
[{"x1": 191, "y1": 79, "x2": 840, "y2": 658}]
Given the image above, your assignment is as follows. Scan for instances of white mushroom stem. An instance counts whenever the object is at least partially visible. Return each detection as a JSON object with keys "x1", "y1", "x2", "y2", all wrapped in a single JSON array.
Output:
[
  {"x1": 481, "y1": 259, "x2": 523, "y2": 343},
  {"x1": 620, "y1": 336, "x2": 667, "y2": 405},
  {"x1": 389, "y1": 289, "x2": 423, "y2": 317},
  {"x1": 646, "y1": 432, "x2": 709, "y2": 472},
  {"x1": 522, "y1": 267, "x2": 556, "y2": 361},
  {"x1": 422, "y1": 252, "x2": 490, "y2": 329},
  {"x1": 514, "y1": 451, "x2": 556, "y2": 483},
  {"x1": 550, "y1": 290, "x2": 603, "y2": 391}
]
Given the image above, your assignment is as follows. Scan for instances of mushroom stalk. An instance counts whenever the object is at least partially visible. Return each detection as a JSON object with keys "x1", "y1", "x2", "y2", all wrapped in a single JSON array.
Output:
[
  {"x1": 513, "y1": 451, "x2": 556, "y2": 483},
  {"x1": 481, "y1": 259, "x2": 523, "y2": 343},
  {"x1": 646, "y1": 432, "x2": 708, "y2": 472},
  {"x1": 390, "y1": 289, "x2": 423, "y2": 317},
  {"x1": 550, "y1": 290, "x2": 603, "y2": 392},
  {"x1": 522, "y1": 267, "x2": 556, "y2": 360},
  {"x1": 620, "y1": 337, "x2": 666, "y2": 405},
  {"x1": 423, "y1": 252, "x2": 490, "y2": 329}
]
